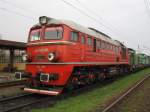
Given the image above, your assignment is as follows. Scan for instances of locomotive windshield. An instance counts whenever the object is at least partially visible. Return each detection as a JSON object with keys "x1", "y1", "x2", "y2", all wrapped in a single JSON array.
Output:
[
  {"x1": 44, "y1": 27, "x2": 63, "y2": 40},
  {"x1": 29, "y1": 26, "x2": 63, "y2": 41},
  {"x1": 30, "y1": 29, "x2": 40, "y2": 41}
]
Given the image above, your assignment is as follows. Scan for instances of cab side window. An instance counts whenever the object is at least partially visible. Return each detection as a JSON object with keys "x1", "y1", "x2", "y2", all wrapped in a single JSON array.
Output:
[
  {"x1": 101, "y1": 41, "x2": 105, "y2": 49},
  {"x1": 87, "y1": 37, "x2": 92, "y2": 45},
  {"x1": 96, "y1": 40, "x2": 100, "y2": 49},
  {"x1": 70, "y1": 32, "x2": 79, "y2": 42},
  {"x1": 81, "y1": 36, "x2": 85, "y2": 44}
]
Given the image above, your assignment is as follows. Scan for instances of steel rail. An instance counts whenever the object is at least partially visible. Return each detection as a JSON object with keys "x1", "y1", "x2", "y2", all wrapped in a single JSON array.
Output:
[
  {"x1": 0, "y1": 80, "x2": 26, "y2": 88},
  {"x1": 0, "y1": 93, "x2": 33, "y2": 102},
  {"x1": 2, "y1": 96, "x2": 54, "y2": 112},
  {"x1": 0, "y1": 93, "x2": 49, "y2": 112},
  {"x1": 102, "y1": 75, "x2": 150, "y2": 112},
  {"x1": 0, "y1": 78, "x2": 112, "y2": 112},
  {"x1": 1, "y1": 73, "x2": 148, "y2": 112}
]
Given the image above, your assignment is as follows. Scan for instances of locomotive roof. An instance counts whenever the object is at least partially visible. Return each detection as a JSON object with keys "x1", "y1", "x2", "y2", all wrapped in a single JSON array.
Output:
[{"x1": 34, "y1": 17, "x2": 121, "y2": 46}]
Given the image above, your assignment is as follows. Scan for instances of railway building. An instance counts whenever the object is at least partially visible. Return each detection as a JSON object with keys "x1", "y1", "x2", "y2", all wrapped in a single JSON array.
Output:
[{"x1": 0, "y1": 39, "x2": 26, "y2": 72}]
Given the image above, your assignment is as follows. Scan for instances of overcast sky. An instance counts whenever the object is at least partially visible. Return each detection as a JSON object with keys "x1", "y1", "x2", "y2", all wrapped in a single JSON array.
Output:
[{"x1": 0, "y1": 0, "x2": 150, "y2": 54}]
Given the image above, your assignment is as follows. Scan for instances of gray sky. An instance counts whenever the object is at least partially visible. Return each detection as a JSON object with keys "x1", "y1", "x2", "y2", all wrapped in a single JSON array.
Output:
[{"x1": 0, "y1": 0, "x2": 150, "y2": 54}]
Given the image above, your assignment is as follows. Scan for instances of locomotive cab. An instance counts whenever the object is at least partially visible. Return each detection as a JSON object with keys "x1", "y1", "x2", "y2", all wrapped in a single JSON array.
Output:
[{"x1": 26, "y1": 17, "x2": 68, "y2": 63}]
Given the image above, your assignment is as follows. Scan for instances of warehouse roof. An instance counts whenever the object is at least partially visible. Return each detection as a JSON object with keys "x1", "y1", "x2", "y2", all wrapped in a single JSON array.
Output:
[{"x1": 0, "y1": 39, "x2": 26, "y2": 49}]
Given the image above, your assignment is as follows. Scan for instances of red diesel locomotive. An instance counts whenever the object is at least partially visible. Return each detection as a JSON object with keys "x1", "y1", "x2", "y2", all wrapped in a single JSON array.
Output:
[{"x1": 15, "y1": 16, "x2": 129, "y2": 95}]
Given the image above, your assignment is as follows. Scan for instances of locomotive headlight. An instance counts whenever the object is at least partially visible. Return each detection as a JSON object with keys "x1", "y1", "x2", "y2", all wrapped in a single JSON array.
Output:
[
  {"x1": 40, "y1": 73, "x2": 59, "y2": 82},
  {"x1": 39, "y1": 16, "x2": 50, "y2": 25},
  {"x1": 48, "y1": 53, "x2": 55, "y2": 61}
]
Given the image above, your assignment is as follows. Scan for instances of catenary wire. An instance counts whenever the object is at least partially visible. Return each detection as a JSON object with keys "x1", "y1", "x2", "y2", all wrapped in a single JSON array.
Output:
[
  {"x1": 75, "y1": 0, "x2": 120, "y2": 33},
  {"x1": 0, "y1": 7, "x2": 34, "y2": 20},
  {"x1": 0, "y1": 0, "x2": 40, "y2": 17},
  {"x1": 61, "y1": 0, "x2": 117, "y2": 35}
]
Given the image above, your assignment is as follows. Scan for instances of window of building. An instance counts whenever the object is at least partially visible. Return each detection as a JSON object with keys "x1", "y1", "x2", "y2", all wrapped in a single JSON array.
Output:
[
  {"x1": 110, "y1": 45, "x2": 112, "y2": 51},
  {"x1": 113, "y1": 46, "x2": 116, "y2": 52},
  {"x1": 45, "y1": 30, "x2": 62, "y2": 40},
  {"x1": 30, "y1": 29, "x2": 40, "y2": 41},
  {"x1": 81, "y1": 36, "x2": 85, "y2": 44},
  {"x1": 108, "y1": 44, "x2": 110, "y2": 50},
  {"x1": 93, "y1": 38, "x2": 96, "y2": 52},
  {"x1": 106, "y1": 43, "x2": 108, "y2": 50},
  {"x1": 112, "y1": 45, "x2": 114, "y2": 52},
  {"x1": 45, "y1": 27, "x2": 63, "y2": 40},
  {"x1": 70, "y1": 32, "x2": 79, "y2": 41},
  {"x1": 103, "y1": 42, "x2": 106, "y2": 49},
  {"x1": 99, "y1": 41, "x2": 101, "y2": 49},
  {"x1": 87, "y1": 37, "x2": 92, "y2": 45},
  {"x1": 96, "y1": 40, "x2": 100, "y2": 49},
  {"x1": 116, "y1": 47, "x2": 118, "y2": 53},
  {"x1": 101, "y1": 41, "x2": 104, "y2": 49}
]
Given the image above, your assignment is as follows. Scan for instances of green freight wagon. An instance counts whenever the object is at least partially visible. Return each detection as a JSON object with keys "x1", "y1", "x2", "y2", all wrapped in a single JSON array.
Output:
[
  {"x1": 137, "y1": 53, "x2": 146, "y2": 65},
  {"x1": 128, "y1": 48, "x2": 149, "y2": 69},
  {"x1": 145, "y1": 55, "x2": 150, "y2": 65},
  {"x1": 128, "y1": 48, "x2": 136, "y2": 66}
]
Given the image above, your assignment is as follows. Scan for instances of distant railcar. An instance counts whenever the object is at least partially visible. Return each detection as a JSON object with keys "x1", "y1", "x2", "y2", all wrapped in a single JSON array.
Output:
[{"x1": 128, "y1": 49, "x2": 150, "y2": 70}]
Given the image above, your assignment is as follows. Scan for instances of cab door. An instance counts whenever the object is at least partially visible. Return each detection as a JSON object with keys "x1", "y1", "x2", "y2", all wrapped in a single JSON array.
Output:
[
  {"x1": 121, "y1": 47, "x2": 127, "y2": 60},
  {"x1": 93, "y1": 38, "x2": 97, "y2": 52},
  {"x1": 80, "y1": 34, "x2": 86, "y2": 61}
]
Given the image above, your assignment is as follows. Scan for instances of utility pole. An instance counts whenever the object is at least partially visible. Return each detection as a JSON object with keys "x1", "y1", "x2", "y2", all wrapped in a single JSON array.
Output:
[{"x1": 137, "y1": 44, "x2": 140, "y2": 53}]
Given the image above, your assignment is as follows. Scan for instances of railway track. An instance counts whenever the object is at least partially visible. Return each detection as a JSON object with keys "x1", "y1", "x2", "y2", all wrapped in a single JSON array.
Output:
[
  {"x1": 0, "y1": 93, "x2": 55, "y2": 112},
  {"x1": 102, "y1": 75, "x2": 150, "y2": 112},
  {"x1": 0, "y1": 78, "x2": 113, "y2": 112},
  {"x1": 0, "y1": 80, "x2": 26, "y2": 88},
  {"x1": 0, "y1": 73, "x2": 147, "y2": 112}
]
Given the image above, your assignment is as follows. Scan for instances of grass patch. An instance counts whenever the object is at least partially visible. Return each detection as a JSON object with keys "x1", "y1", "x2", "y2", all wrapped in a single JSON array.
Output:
[{"x1": 32, "y1": 68, "x2": 150, "y2": 112}]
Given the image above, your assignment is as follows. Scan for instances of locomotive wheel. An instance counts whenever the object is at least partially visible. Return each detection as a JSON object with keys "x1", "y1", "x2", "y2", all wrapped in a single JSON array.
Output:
[
  {"x1": 89, "y1": 74, "x2": 96, "y2": 83},
  {"x1": 98, "y1": 73, "x2": 106, "y2": 80},
  {"x1": 65, "y1": 76, "x2": 78, "y2": 91},
  {"x1": 66, "y1": 83, "x2": 74, "y2": 91},
  {"x1": 85, "y1": 77, "x2": 90, "y2": 84},
  {"x1": 97, "y1": 73, "x2": 105, "y2": 81}
]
